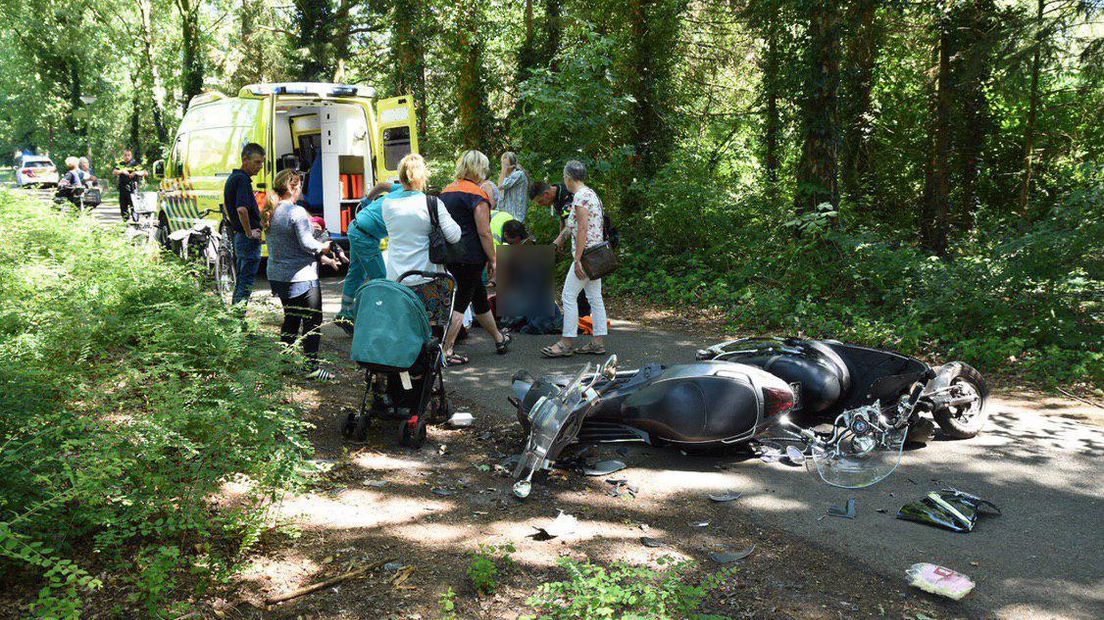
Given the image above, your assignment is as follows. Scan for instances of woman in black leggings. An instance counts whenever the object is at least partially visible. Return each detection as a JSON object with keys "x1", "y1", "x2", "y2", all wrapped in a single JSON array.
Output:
[
  {"x1": 264, "y1": 168, "x2": 336, "y2": 380},
  {"x1": 438, "y1": 150, "x2": 511, "y2": 366}
]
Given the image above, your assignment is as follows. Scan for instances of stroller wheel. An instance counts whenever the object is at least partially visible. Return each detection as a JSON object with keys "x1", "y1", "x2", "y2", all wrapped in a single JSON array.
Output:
[
  {"x1": 354, "y1": 413, "x2": 372, "y2": 442},
  {"x1": 398, "y1": 417, "x2": 427, "y2": 449},
  {"x1": 341, "y1": 410, "x2": 357, "y2": 438}
]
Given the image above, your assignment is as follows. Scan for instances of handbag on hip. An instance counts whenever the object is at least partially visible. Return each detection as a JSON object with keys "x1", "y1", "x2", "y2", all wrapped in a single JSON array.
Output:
[
  {"x1": 580, "y1": 241, "x2": 619, "y2": 280},
  {"x1": 426, "y1": 193, "x2": 465, "y2": 265}
]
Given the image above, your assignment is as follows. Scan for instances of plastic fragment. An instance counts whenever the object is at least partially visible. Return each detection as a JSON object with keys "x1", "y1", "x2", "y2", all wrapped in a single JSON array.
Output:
[
  {"x1": 430, "y1": 488, "x2": 452, "y2": 497},
  {"x1": 579, "y1": 460, "x2": 627, "y2": 476},
  {"x1": 827, "y1": 498, "x2": 856, "y2": 519},
  {"x1": 906, "y1": 563, "x2": 975, "y2": 600},
  {"x1": 640, "y1": 537, "x2": 667, "y2": 548},
  {"x1": 532, "y1": 511, "x2": 577, "y2": 540},
  {"x1": 708, "y1": 492, "x2": 743, "y2": 503},
  {"x1": 710, "y1": 545, "x2": 756, "y2": 564}
]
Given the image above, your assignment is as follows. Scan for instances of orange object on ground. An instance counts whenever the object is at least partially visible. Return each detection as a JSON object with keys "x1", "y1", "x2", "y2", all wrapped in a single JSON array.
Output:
[{"x1": 577, "y1": 316, "x2": 612, "y2": 335}]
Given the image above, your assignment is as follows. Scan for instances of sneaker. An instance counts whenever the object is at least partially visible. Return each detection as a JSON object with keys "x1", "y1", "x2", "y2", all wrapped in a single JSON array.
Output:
[{"x1": 306, "y1": 367, "x2": 336, "y2": 382}]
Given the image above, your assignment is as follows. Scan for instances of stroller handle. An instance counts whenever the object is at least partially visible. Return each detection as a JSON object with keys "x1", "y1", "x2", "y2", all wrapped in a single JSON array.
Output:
[{"x1": 397, "y1": 270, "x2": 458, "y2": 287}]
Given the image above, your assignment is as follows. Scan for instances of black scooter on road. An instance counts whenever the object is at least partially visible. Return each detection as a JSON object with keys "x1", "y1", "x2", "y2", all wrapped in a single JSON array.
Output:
[{"x1": 510, "y1": 337, "x2": 988, "y2": 496}]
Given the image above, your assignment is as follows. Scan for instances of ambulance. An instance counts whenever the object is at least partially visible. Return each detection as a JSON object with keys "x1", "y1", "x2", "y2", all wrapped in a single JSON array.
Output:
[{"x1": 153, "y1": 82, "x2": 418, "y2": 247}]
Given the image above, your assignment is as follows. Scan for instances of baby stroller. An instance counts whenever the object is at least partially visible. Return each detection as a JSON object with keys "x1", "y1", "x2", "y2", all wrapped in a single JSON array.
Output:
[{"x1": 342, "y1": 270, "x2": 456, "y2": 448}]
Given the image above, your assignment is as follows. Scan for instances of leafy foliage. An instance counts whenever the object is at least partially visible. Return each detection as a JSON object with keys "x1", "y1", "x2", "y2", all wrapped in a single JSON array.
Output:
[
  {"x1": 0, "y1": 190, "x2": 310, "y2": 615},
  {"x1": 467, "y1": 542, "x2": 516, "y2": 594},
  {"x1": 526, "y1": 557, "x2": 735, "y2": 620}
]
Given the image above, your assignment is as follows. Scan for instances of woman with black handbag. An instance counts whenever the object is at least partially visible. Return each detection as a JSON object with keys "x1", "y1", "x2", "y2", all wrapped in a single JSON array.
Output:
[
  {"x1": 439, "y1": 150, "x2": 512, "y2": 366},
  {"x1": 381, "y1": 154, "x2": 462, "y2": 285},
  {"x1": 542, "y1": 160, "x2": 613, "y2": 358}
]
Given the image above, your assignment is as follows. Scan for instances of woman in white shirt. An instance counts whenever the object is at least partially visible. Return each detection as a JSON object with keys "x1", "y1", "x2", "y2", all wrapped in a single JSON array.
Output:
[{"x1": 382, "y1": 154, "x2": 462, "y2": 285}]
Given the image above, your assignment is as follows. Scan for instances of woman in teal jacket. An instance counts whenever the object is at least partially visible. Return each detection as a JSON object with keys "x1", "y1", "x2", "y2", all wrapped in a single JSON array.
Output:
[{"x1": 336, "y1": 182, "x2": 402, "y2": 332}]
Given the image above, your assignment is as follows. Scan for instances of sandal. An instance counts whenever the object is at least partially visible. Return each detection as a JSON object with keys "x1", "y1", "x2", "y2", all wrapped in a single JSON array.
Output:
[
  {"x1": 576, "y1": 341, "x2": 607, "y2": 355},
  {"x1": 541, "y1": 342, "x2": 575, "y2": 358},
  {"x1": 495, "y1": 332, "x2": 512, "y2": 355},
  {"x1": 445, "y1": 352, "x2": 470, "y2": 367}
]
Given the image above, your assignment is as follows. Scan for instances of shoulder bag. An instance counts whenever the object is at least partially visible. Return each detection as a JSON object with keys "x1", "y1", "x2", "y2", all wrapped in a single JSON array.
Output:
[{"x1": 426, "y1": 193, "x2": 465, "y2": 265}]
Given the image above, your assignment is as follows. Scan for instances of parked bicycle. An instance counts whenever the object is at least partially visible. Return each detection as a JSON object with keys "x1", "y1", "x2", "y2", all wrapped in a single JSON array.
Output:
[{"x1": 166, "y1": 209, "x2": 237, "y2": 304}]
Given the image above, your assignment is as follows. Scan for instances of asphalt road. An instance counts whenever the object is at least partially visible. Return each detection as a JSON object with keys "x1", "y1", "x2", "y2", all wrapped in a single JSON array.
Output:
[{"x1": 79, "y1": 193, "x2": 1104, "y2": 619}]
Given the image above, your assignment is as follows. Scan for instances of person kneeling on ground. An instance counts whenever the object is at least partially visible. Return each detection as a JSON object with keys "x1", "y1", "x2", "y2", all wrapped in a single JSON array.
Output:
[{"x1": 265, "y1": 168, "x2": 336, "y2": 381}]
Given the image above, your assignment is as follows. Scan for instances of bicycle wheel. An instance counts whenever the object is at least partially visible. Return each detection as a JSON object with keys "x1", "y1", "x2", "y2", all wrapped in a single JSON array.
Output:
[{"x1": 207, "y1": 235, "x2": 234, "y2": 305}]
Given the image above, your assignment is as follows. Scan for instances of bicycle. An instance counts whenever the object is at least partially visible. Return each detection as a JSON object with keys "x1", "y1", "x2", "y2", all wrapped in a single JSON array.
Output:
[{"x1": 166, "y1": 209, "x2": 237, "y2": 304}]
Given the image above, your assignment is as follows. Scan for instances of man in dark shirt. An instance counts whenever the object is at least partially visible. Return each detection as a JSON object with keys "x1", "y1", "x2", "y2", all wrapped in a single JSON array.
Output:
[
  {"x1": 529, "y1": 180, "x2": 590, "y2": 317},
  {"x1": 112, "y1": 149, "x2": 146, "y2": 220},
  {"x1": 224, "y1": 143, "x2": 266, "y2": 305}
]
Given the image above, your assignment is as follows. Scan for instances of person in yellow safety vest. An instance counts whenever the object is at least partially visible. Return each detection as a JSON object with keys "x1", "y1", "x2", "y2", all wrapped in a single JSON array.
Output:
[{"x1": 490, "y1": 209, "x2": 516, "y2": 246}]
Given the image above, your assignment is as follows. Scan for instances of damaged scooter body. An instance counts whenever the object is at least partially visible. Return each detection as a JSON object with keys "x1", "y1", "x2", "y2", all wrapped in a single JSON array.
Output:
[{"x1": 510, "y1": 358, "x2": 796, "y2": 496}]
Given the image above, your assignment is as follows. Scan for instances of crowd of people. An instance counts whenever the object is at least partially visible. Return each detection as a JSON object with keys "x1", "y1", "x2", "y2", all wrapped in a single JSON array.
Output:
[{"x1": 217, "y1": 142, "x2": 609, "y2": 380}]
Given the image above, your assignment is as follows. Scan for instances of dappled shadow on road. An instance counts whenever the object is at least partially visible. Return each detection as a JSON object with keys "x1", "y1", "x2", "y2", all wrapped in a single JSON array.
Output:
[{"x1": 227, "y1": 277, "x2": 1104, "y2": 619}]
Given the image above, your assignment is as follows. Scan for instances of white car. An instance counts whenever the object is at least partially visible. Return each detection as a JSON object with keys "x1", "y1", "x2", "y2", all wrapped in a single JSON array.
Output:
[{"x1": 16, "y1": 156, "x2": 59, "y2": 187}]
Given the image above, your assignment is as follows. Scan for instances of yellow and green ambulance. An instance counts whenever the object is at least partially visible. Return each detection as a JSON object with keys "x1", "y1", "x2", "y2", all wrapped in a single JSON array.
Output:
[{"x1": 154, "y1": 82, "x2": 418, "y2": 249}]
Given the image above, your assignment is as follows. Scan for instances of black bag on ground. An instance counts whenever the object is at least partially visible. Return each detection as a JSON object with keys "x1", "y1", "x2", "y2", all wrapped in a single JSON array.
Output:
[{"x1": 426, "y1": 193, "x2": 465, "y2": 265}]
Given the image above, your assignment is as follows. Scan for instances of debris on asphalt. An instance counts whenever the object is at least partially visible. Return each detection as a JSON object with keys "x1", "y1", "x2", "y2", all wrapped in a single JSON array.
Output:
[
  {"x1": 606, "y1": 479, "x2": 638, "y2": 498},
  {"x1": 709, "y1": 545, "x2": 756, "y2": 564},
  {"x1": 827, "y1": 498, "x2": 856, "y2": 519},
  {"x1": 708, "y1": 491, "x2": 743, "y2": 503},
  {"x1": 531, "y1": 511, "x2": 578, "y2": 540},
  {"x1": 897, "y1": 488, "x2": 1000, "y2": 533},
  {"x1": 906, "y1": 563, "x2": 975, "y2": 600},
  {"x1": 690, "y1": 521, "x2": 710, "y2": 528},
  {"x1": 363, "y1": 479, "x2": 389, "y2": 488},
  {"x1": 446, "y1": 411, "x2": 473, "y2": 427},
  {"x1": 430, "y1": 488, "x2": 453, "y2": 497},
  {"x1": 578, "y1": 460, "x2": 627, "y2": 476},
  {"x1": 640, "y1": 537, "x2": 667, "y2": 548}
]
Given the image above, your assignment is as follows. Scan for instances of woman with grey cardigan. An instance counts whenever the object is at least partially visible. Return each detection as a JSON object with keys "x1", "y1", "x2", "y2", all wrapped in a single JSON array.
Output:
[{"x1": 265, "y1": 168, "x2": 336, "y2": 381}]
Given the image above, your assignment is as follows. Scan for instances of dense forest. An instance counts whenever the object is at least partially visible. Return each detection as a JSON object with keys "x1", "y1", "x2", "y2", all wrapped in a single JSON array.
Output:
[{"x1": 1, "y1": 0, "x2": 1101, "y2": 382}]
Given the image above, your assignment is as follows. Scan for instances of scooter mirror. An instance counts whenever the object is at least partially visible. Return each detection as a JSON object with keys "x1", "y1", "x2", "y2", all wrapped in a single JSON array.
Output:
[{"x1": 603, "y1": 355, "x2": 619, "y2": 378}]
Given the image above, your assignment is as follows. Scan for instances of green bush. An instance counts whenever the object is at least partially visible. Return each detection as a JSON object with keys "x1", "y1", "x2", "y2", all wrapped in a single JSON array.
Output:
[
  {"x1": 0, "y1": 190, "x2": 311, "y2": 616},
  {"x1": 608, "y1": 167, "x2": 1104, "y2": 386},
  {"x1": 526, "y1": 557, "x2": 732, "y2": 620},
  {"x1": 467, "y1": 542, "x2": 515, "y2": 595}
]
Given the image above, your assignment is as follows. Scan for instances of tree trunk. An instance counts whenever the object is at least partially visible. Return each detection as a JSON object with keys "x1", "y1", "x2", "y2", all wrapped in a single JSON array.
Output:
[
  {"x1": 456, "y1": 2, "x2": 491, "y2": 150},
  {"x1": 296, "y1": 0, "x2": 334, "y2": 81},
  {"x1": 130, "y1": 83, "x2": 143, "y2": 160},
  {"x1": 138, "y1": 0, "x2": 167, "y2": 145},
  {"x1": 622, "y1": 0, "x2": 683, "y2": 217},
  {"x1": 921, "y1": 7, "x2": 952, "y2": 256},
  {"x1": 67, "y1": 59, "x2": 83, "y2": 138},
  {"x1": 793, "y1": 1, "x2": 842, "y2": 219},
  {"x1": 177, "y1": 0, "x2": 204, "y2": 113},
  {"x1": 541, "y1": 0, "x2": 562, "y2": 71},
  {"x1": 839, "y1": 0, "x2": 880, "y2": 209},
  {"x1": 763, "y1": 10, "x2": 781, "y2": 206},
  {"x1": 951, "y1": 0, "x2": 996, "y2": 233},
  {"x1": 392, "y1": 0, "x2": 428, "y2": 140},
  {"x1": 1018, "y1": 0, "x2": 1045, "y2": 217}
]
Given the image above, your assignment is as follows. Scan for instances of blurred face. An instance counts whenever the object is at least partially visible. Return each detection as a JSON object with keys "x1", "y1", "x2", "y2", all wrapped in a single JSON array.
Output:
[
  {"x1": 242, "y1": 153, "x2": 265, "y2": 176},
  {"x1": 287, "y1": 175, "x2": 302, "y2": 202},
  {"x1": 534, "y1": 187, "x2": 556, "y2": 207},
  {"x1": 123, "y1": 150, "x2": 133, "y2": 161}
]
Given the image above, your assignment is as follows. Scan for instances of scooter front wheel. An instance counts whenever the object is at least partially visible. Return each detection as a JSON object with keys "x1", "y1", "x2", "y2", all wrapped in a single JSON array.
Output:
[{"x1": 932, "y1": 363, "x2": 989, "y2": 439}]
